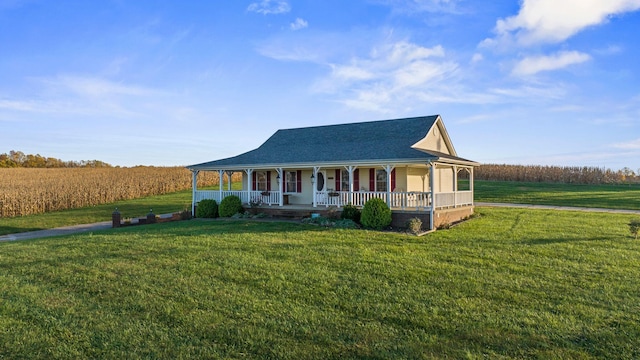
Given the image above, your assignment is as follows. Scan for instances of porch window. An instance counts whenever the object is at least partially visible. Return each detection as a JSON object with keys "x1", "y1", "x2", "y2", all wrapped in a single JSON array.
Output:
[
  {"x1": 376, "y1": 169, "x2": 387, "y2": 192},
  {"x1": 252, "y1": 171, "x2": 271, "y2": 191},
  {"x1": 256, "y1": 171, "x2": 267, "y2": 191},
  {"x1": 285, "y1": 170, "x2": 301, "y2": 193},
  {"x1": 341, "y1": 169, "x2": 349, "y2": 192}
]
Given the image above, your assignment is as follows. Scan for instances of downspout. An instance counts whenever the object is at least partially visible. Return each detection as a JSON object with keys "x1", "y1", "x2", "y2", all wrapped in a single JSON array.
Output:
[{"x1": 191, "y1": 170, "x2": 199, "y2": 217}]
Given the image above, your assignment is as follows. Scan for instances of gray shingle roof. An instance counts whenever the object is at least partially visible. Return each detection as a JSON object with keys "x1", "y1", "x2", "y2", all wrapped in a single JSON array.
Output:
[{"x1": 188, "y1": 115, "x2": 474, "y2": 169}]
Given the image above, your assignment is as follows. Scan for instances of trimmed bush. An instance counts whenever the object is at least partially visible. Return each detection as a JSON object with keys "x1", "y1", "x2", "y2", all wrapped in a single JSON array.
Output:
[
  {"x1": 219, "y1": 195, "x2": 243, "y2": 217},
  {"x1": 196, "y1": 199, "x2": 218, "y2": 218},
  {"x1": 341, "y1": 203, "x2": 361, "y2": 224},
  {"x1": 361, "y1": 198, "x2": 392, "y2": 230},
  {"x1": 406, "y1": 217, "x2": 422, "y2": 234}
]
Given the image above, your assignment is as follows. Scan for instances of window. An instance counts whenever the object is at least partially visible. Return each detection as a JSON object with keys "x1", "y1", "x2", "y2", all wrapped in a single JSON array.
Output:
[
  {"x1": 256, "y1": 171, "x2": 267, "y2": 191},
  {"x1": 341, "y1": 169, "x2": 349, "y2": 191},
  {"x1": 376, "y1": 169, "x2": 387, "y2": 192},
  {"x1": 285, "y1": 171, "x2": 297, "y2": 193}
]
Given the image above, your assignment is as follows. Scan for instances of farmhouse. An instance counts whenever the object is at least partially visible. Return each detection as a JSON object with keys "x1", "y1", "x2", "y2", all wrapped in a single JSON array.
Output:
[{"x1": 187, "y1": 115, "x2": 478, "y2": 230}]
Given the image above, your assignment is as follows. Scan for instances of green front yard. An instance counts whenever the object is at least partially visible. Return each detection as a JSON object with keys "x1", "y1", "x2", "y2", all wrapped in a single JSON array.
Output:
[{"x1": 1, "y1": 207, "x2": 639, "y2": 358}]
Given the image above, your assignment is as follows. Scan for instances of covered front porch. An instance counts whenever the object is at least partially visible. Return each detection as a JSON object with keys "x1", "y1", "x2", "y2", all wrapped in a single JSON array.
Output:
[{"x1": 190, "y1": 161, "x2": 475, "y2": 214}]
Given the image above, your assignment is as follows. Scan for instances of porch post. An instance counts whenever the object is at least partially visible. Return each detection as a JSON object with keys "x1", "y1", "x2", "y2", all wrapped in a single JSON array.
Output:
[
  {"x1": 470, "y1": 166, "x2": 474, "y2": 206},
  {"x1": 346, "y1": 165, "x2": 355, "y2": 205},
  {"x1": 191, "y1": 170, "x2": 199, "y2": 217},
  {"x1": 429, "y1": 161, "x2": 435, "y2": 230},
  {"x1": 312, "y1": 167, "x2": 320, "y2": 208},
  {"x1": 453, "y1": 165, "x2": 458, "y2": 208},
  {"x1": 226, "y1": 171, "x2": 234, "y2": 191},
  {"x1": 384, "y1": 165, "x2": 394, "y2": 207},
  {"x1": 277, "y1": 168, "x2": 283, "y2": 206},
  {"x1": 245, "y1": 169, "x2": 253, "y2": 204},
  {"x1": 218, "y1": 170, "x2": 224, "y2": 201}
]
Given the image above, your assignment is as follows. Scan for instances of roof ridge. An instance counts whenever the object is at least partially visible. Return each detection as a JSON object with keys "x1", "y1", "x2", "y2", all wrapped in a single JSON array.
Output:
[{"x1": 275, "y1": 115, "x2": 439, "y2": 132}]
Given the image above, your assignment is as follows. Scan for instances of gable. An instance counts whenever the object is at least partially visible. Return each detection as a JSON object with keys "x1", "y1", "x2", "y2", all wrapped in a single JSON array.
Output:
[{"x1": 410, "y1": 116, "x2": 457, "y2": 156}]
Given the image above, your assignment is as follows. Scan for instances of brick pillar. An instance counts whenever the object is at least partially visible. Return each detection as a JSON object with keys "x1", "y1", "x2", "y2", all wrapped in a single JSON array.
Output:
[
  {"x1": 147, "y1": 209, "x2": 156, "y2": 224},
  {"x1": 112, "y1": 208, "x2": 121, "y2": 228}
]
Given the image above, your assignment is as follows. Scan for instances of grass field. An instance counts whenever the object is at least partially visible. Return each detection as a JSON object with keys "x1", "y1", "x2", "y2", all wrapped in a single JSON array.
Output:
[
  {"x1": 2, "y1": 180, "x2": 639, "y2": 236},
  {"x1": 1, "y1": 207, "x2": 639, "y2": 358},
  {"x1": 475, "y1": 180, "x2": 640, "y2": 210}
]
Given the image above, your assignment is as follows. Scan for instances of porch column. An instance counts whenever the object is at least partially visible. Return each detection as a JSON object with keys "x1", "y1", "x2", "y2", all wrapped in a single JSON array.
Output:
[
  {"x1": 384, "y1": 164, "x2": 394, "y2": 208},
  {"x1": 453, "y1": 165, "x2": 458, "y2": 208},
  {"x1": 429, "y1": 162, "x2": 436, "y2": 230},
  {"x1": 191, "y1": 170, "x2": 199, "y2": 217},
  {"x1": 276, "y1": 168, "x2": 283, "y2": 206},
  {"x1": 244, "y1": 169, "x2": 253, "y2": 205},
  {"x1": 312, "y1": 167, "x2": 320, "y2": 208},
  {"x1": 470, "y1": 166, "x2": 474, "y2": 206},
  {"x1": 226, "y1": 171, "x2": 234, "y2": 191},
  {"x1": 345, "y1": 165, "x2": 356, "y2": 205},
  {"x1": 218, "y1": 170, "x2": 224, "y2": 201}
]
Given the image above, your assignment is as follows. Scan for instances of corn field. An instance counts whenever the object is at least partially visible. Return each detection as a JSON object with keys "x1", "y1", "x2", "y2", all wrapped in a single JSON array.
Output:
[
  {"x1": 476, "y1": 164, "x2": 640, "y2": 185},
  {"x1": 0, "y1": 167, "x2": 240, "y2": 218}
]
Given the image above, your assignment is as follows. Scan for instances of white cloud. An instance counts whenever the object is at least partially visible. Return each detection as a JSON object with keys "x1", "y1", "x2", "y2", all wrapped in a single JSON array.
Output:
[
  {"x1": 614, "y1": 138, "x2": 640, "y2": 149},
  {"x1": 290, "y1": 18, "x2": 308, "y2": 31},
  {"x1": 512, "y1": 51, "x2": 591, "y2": 76},
  {"x1": 485, "y1": 0, "x2": 640, "y2": 47},
  {"x1": 247, "y1": 0, "x2": 290, "y2": 15},
  {"x1": 375, "y1": 0, "x2": 460, "y2": 14},
  {"x1": 470, "y1": 53, "x2": 483, "y2": 63}
]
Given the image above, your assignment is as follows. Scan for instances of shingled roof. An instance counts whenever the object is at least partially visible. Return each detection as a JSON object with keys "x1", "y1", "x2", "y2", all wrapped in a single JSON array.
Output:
[{"x1": 187, "y1": 115, "x2": 475, "y2": 170}]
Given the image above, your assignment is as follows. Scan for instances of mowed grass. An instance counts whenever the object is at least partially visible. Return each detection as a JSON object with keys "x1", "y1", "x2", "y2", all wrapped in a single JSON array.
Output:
[
  {"x1": 475, "y1": 180, "x2": 640, "y2": 210},
  {"x1": 0, "y1": 183, "x2": 241, "y2": 236},
  {"x1": 1, "y1": 208, "x2": 639, "y2": 359}
]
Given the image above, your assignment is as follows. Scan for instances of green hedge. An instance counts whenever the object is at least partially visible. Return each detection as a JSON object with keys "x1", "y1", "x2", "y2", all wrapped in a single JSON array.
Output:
[
  {"x1": 361, "y1": 198, "x2": 392, "y2": 230},
  {"x1": 219, "y1": 195, "x2": 244, "y2": 217},
  {"x1": 196, "y1": 199, "x2": 218, "y2": 218}
]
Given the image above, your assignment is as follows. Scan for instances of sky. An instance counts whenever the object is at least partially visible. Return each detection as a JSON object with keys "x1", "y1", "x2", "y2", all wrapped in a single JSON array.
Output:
[{"x1": 1, "y1": 0, "x2": 639, "y2": 170}]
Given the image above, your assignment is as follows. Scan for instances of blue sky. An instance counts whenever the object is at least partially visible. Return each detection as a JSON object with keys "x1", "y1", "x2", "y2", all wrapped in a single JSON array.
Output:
[{"x1": 1, "y1": 0, "x2": 639, "y2": 170}]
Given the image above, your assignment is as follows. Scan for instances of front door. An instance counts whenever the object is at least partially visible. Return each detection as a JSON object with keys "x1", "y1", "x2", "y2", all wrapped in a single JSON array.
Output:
[{"x1": 316, "y1": 171, "x2": 327, "y2": 192}]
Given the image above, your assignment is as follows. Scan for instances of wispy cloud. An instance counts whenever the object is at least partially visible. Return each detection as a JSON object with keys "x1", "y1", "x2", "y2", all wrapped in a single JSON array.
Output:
[
  {"x1": 374, "y1": 0, "x2": 461, "y2": 14},
  {"x1": 483, "y1": 0, "x2": 640, "y2": 47},
  {"x1": 247, "y1": 0, "x2": 290, "y2": 15},
  {"x1": 614, "y1": 138, "x2": 640, "y2": 149},
  {"x1": 512, "y1": 51, "x2": 591, "y2": 76},
  {"x1": 290, "y1": 18, "x2": 308, "y2": 31}
]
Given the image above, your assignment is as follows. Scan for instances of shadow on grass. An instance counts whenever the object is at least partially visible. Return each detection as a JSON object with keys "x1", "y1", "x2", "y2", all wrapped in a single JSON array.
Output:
[
  {"x1": 522, "y1": 236, "x2": 613, "y2": 245},
  {"x1": 107, "y1": 218, "x2": 329, "y2": 237}
]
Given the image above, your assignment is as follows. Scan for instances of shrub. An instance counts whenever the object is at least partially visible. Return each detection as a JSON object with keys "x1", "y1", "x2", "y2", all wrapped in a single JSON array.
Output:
[
  {"x1": 219, "y1": 195, "x2": 243, "y2": 217},
  {"x1": 406, "y1": 217, "x2": 422, "y2": 234},
  {"x1": 196, "y1": 199, "x2": 218, "y2": 218},
  {"x1": 630, "y1": 218, "x2": 640, "y2": 240},
  {"x1": 334, "y1": 219, "x2": 359, "y2": 229},
  {"x1": 341, "y1": 203, "x2": 361, "y2": 224},
  {"x1": 361, "y1": 198, "x2": 392, "y2": 230}
]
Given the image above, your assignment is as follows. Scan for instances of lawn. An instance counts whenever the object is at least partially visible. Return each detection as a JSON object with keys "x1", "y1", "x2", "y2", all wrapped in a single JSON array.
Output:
[
  {"x1": 3, "y1": 180, "x2": 640, "y2": 236},
  {"x1": 0, "y1": 183, "x2": 241, "y2": 236},
  {"x1": 1, "y1": 208, "x2": 639, "y2": 359},
  {"x1": 475, "y1": 180, "x2": 640, "y2": 210}
]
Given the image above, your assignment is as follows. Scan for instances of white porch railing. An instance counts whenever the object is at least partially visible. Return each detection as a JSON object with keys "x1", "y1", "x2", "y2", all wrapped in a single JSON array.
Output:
[
  {"x1": 195, "y1": 190, "x2": 281, "y2": 206},
  {"x1": 195, "y1": 190, "x2": 472, "y2": 210},
  {"x1": 435, "y1": 191, "x2": 473, "y2": 209},
  {"x1": 315, "y1": 191, "x2": 433, "y2": 210}
]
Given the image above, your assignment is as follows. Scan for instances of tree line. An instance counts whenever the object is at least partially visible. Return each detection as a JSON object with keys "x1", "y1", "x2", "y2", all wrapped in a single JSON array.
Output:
[
  {"x1": 0, "y1": 150, "x2": 112, "y2": 168},
  {"x1": 476, "y1": 164, "x2": 640, "y2": 185}
]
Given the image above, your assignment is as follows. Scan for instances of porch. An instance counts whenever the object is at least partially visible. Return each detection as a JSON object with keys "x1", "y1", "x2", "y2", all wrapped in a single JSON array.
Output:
[{"x1": 193, "y1": 189, "x2": 474, "y2": 210}]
